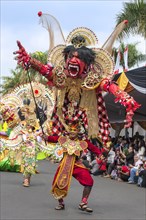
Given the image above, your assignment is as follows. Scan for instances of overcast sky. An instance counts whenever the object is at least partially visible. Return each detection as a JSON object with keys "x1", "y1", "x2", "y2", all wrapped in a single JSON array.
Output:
[{"x1": 1, "y1": 0, "x2": 145, "y2": 84}]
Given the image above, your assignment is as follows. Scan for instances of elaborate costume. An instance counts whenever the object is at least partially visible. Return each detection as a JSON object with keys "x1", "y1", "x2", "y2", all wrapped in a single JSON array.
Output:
[
  {"x1": 44, "y1": 122, "x2": 101, "y2": 212},
  {"x1": 0, "y1": 82, "x2": 62, "y2": 186},
  {"x1": 13, "y1": 11, "x2": 141, "y2": 210},
  {"x1": 14, "y1": 12, "x2": 140, "y2": 147}
]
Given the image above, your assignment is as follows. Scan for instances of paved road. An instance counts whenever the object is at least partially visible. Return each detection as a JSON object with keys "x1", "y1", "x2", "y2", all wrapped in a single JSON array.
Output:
[{"x1": 1, "y1": 160, "x2": 146, "y2": 220}]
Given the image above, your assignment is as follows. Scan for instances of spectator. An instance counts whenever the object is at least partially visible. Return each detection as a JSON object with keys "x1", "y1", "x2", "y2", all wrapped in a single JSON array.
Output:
[
  {"x1": 133, "y1": 138, "x2": 139, "y2": 152},
  {"x1": 138, "y1": 162, "x2": 146, "y2": 188},
  {"x1": 117, "y1": 165, "x2": 130, "y2": 182},
  {"x1": 120, "y1": 144, "x2": 135, "y2": 166},
  {"x1": 106, "y1": 146, "x2": 115, "y2": 170},
  {"x1": 136, "y1": 138, "x2": 145, "y2": 160},
  {"x1": 119, "y1": 138, "x2": 129, "y2": 154},
  {"x1": 90, "y1": 155, "x2": 99, "y2": 174},
  {"x1": 137, "y1": 161, "x2": 145, "y2": 187},
  {"x1": 128, "y1": 155, "x2": 143, "y2": 184},
  {"x1": 133, "y1": 132, "x2": 141, "y2": 141},
  {"x1": 104, "y1": 148, "x2": 124, "y2": 178},
  {"x1": 114, "y1": 137, "x2": 123, "y2": 149},
  {"x1": 90, "y1": 152, "x2": 107, "y2": 176}
]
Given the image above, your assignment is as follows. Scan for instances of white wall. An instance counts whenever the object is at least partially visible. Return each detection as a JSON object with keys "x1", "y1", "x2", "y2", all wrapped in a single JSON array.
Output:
[{"x1": 109, "y1": 121, "x2": 146, "y2": 140}]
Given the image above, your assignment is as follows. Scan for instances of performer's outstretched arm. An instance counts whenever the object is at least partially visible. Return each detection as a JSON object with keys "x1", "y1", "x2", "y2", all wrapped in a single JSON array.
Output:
[
  {"x1": 100, "y1": 79, "x2": 141, "y2": 128},
  {"x1": 86, "y1": 140, "x2": 101, "y2": 156},
  {"x1": 14, "y1": 41, "x2": 54, "y2": 81}
]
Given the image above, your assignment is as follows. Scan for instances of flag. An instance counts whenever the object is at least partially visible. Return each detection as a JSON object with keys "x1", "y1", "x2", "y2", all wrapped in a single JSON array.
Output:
[
  {"x1": 114, "y1": 49, "x2": 121, "y2": 74},
  {"x1": 124, "y1": 46, "x2": 128, "y2": 72}
]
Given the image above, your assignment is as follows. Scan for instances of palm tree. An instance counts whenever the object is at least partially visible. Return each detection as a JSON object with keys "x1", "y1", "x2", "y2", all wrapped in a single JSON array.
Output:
[
  {"x1": 112, "y1": 42, "x2": 146, "y2": 69},
  {"x1": 0, "y1": 51, "x2": 48, "y2": 95},
  {"x1": 116, "y1": 0, "x2": 146, "y2": 39},
  {"x1": 0, "y1": 69, "x2": 23, "y2": 95}
]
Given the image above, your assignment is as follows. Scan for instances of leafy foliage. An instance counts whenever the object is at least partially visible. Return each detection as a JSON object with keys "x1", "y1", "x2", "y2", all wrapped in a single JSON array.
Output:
[
  {"x1": 112, "y1": 42, "x2": 146, "y2": 69},
  {"x1": 116, "y1": 0, "x2": 146, "y2": 39},
  {"x1": 0, "y1": 51, "x2": 48, "y2": 95}
]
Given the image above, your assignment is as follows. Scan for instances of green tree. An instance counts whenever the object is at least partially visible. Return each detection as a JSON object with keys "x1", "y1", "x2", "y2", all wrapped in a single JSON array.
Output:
[
  {"x1": 116, "y1": 0, "x2": 146, "y2": 39},
  {"x1": 112, "y1": 42, "x2": 146, "y2": 70},
  {"x1": 0, "y1": 51, "x2": 48, "y2": 95}
]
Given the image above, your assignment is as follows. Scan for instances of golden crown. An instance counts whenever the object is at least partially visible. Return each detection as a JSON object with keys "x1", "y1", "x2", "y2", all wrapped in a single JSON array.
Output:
[{"x1": 71, "y1": 35, "x2": 86, "y2": 48}]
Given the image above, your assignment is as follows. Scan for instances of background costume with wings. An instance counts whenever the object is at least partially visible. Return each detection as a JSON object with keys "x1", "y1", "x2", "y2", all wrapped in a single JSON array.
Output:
[{"x1": 0, "y1": 82, "x2": 63, "y2": 178}]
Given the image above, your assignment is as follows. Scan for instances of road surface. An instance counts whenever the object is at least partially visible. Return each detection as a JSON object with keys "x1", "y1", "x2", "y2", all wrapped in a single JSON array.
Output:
[{"x1": 1, "y1": 160, "x2": 146, "y2": 220}]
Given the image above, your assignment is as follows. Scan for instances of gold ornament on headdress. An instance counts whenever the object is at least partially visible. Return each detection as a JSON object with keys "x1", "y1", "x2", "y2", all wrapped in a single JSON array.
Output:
[
  {"x1": 48, "y1": 45, "x2": 67, "y2": 87},
  {"x1": 47, "y1": 27, "x2": 114, "y2": 90},
  {"x1": 48, "y1": 44, "x2": 65, "y2": 67},
  {"x1": 41, "y1": 12, "x2": 126, "y2": 85},
  {"x1": 70, "y1": 35, "x2": 86, "y2": 48},
  {"x1": 66, "y1": 27, "x2": 98, "y2": 47},
  {"x1": 81, "y1": 48, "x2": 115, "y2": 90}
]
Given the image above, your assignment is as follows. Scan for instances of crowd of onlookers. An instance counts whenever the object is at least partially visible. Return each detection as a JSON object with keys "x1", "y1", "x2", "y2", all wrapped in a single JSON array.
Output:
[{"x1": 82, "y1": 132, "x2": 146, "y2": 188}]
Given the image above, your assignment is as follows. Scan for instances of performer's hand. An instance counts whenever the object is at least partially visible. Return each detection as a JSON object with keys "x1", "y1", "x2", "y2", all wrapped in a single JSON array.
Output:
[{"x1": 13, "y1": 41, "x2": 31, "y2": 69}]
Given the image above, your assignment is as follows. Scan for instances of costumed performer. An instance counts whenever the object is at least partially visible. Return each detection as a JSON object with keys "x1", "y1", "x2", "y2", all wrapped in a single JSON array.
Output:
[
  {"x1": 13, "y1": 11, "x2": 141, "y2": 210},
  {"x1": 13, "y1": 11, "x2": 141, "y2": 149},
  {"x1": 0, "y1": 88, "x2": 55, "y2": 187},
  {"x1": 0, "y1": 102, "x2": 21, "y2": 172},
  {"x1": 43, "y1": 121, "x2": 102, "y2": 212}
]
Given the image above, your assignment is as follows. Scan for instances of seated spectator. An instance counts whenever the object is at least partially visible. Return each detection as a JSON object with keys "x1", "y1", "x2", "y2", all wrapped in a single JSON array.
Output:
[
  {"x1": 137, "y1": 161, "x2": 146, "y2": 187},
  {"x1": 128, "y1": 155, "x2": 143, "y2": 184},
  {"x1": 117, "y1": 165, "x2": 130, "y2": 182},
  {"x1": 119, "y1": 137, "x2": 129, "y2": 155},
  {"x1": 136, "y1": 138, "x2": 146, "y2": 160},
  {"x1": 120, "y1": 144, "x2": 135, "y2": 166},
  {"x1": 104, "y1": 148, "x2": 124, "y2": 178},
  {"x1": 106, "y1": 146, "x2": 115, "y2": 169},
  {"x1": 90, "y1": 152, "x2": 107, "y2": 176},
  {"x1": 82, "y1": 149, "x2": 95, "y2": 163},
  {"x1": 110, "y1": 168, "x2": 118, "y2": 180},
  {"x1": 114, "y1": 137, "x2": 123, "y2": 149},
  {"x1": 90, "y1": 155, "x2": 99, "y2": 174}
]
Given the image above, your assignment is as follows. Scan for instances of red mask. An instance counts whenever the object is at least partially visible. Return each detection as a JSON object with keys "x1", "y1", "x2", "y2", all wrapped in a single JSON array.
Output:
[{"x1": 66, "y1": 51, "x2": 86, "y2": 78}]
